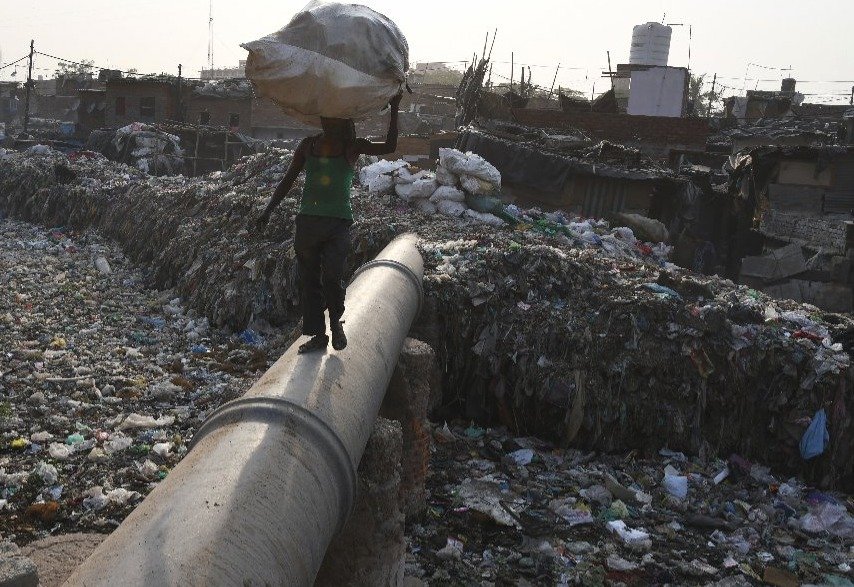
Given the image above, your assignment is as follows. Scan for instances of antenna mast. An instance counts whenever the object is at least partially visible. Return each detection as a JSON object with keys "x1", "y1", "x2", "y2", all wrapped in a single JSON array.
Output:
[{"x1": 208, "y1": 0, "x2": 214, "y2": 71}]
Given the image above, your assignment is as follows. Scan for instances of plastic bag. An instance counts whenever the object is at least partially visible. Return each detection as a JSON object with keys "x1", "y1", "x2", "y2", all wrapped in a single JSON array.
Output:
[
  {"x1": 439, "y1": 148, "x2": 501, "y2": 188},
  {"x1": 243, "y1": 1, "x2": 409, "y2": 126},
  {"x1": 437, "y1": 200, "x2": 467, "y2": 218},
  {"x1": 414, "y1": 200, "x2": 437, "y2": 215},
  {"x1": 359, "y1": 159, "x2": 407, "y2": 186},
  {"x1": 408, "y1": 179, "x2": 438, "y2": 201},
  {"x1": 429, "y1": 186, "x2": 466, "y2": 203},
  {"x1": 395, "y1": 183, "x2": 414, "y2": 200},
  {"x1": 461, "y1": 174, "x2": 498, "y2": 195},
  {"x1": 799, "y1": 409, "x2": 829, "y2": 460},
  {"x1": 435, "y1": 165, "x2": 458, "y2": 187},
  {"x1": 366, "y1": 174, "x2": 394, "y2": 195},
  {"x1": 465, "y1": 209, "x2": 504, "y2": 227}
]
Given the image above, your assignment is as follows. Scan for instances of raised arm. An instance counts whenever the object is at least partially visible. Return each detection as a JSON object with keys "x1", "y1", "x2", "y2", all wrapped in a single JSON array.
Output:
[
  {"x1": 355, "y1": 92, "x2": 403, "y2": 157},
  {"x1": 257, "y1": 138, "x2": 309, "y2": 227}
]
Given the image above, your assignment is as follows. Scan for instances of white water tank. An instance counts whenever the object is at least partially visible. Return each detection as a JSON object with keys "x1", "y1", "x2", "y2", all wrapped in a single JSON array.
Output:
[{"x1": 630, "y1": 22, "x2": 672, "y2": 67}]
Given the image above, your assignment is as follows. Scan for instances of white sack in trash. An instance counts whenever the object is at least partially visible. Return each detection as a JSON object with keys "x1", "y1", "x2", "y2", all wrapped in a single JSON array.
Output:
[
  {"x1": 367, "y1": 174, "x2": 394, "y2": 195},
  {"x1": 414, "y1": 200, "x2": 437, "y2": 215},
  {"x1": 429, "y1": 186, "x2": 466, "y2": 203},
  {"x1": 435, "y1": 164, "x2": 459, "y2": 187},
  {"x1": 242, "y1": 1, "x2": 409, "y2": 127},
  {"x1": 437, "y1": 200, "x2": 468, "y2": 218},
  {"x1": 408, "y1": 179, "x2": 439, "y2": 200},
  {"x1": 439, "y1": 148, "x2": 501, "y2": 188},
  {"x1": 359, "y1": 159, "x2": 407, "y2": 186},
  {"x1": 460, "y1": 174, "x2": 498, "y2": 195},
  {"x1": 465, "y1": 209, "x2": 505, "y2": 226},
  {"x1": 395, "y1": 183, "x2": 415, "y2": 200}
]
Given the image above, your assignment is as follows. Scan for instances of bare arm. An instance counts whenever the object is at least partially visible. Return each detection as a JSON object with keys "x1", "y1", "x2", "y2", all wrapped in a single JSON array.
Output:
[
  {"x1": 258, "y1": 138, "x2": 309, "y2": 224},
  {"x1": 355, "y1": 92, "x2": 403, "y2": 157}
]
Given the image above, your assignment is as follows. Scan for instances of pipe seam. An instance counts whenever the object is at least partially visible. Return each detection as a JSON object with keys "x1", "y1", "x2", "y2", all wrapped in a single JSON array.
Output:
[
  {"x1": 189, "y1": 396, "x2": 357, "y2": 533},
  {"x1": 349, "y1": 258, "x2": 424, "y2": 315}
]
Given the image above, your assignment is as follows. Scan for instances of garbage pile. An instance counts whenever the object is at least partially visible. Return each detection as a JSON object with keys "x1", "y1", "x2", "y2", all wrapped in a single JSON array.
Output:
[
  {"x1": 0, "y1": 144, "x2": 852, "y2": 491},
  {"x1": 360, "y1": 148, "x2": 510, "y2": 226},
  {"x1": 113, "y1": 123, "x2": 184, "y2": 176},
  {"x1": 709, "y1": 117, "x2": 843, "y2": 150},
  {"x1": 85, "y1": 123, "x2": 184, "y2": 176},
  {"x1": 0, "y1": 218, "x2": 289, "y2": 544},
  {"x1": 406, "y1": 421, "x2": 854, "y2": 586}
]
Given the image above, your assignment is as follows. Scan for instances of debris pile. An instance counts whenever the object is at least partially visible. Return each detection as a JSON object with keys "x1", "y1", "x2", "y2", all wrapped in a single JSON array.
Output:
[
  {"x1": 0, "y1": 219, "x2": 287, "y2": 543},
  {"x1": 0, "y1": 145, "x2": 852, "y2": 491},
  {"x1": 110, "y1": 123, "x2": 184, "y2": 176},
  {"x1": 360, "y1": 148, "x2": 512, "y2": 226},
  {"x1": 406, "y1": 421, "x2": 854, "y2": 585}
]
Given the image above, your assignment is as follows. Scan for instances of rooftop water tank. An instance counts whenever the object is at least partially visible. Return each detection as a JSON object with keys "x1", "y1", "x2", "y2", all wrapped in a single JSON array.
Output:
[{"x1": 629, "y1": 22, "x2": 672, "y2": 67}]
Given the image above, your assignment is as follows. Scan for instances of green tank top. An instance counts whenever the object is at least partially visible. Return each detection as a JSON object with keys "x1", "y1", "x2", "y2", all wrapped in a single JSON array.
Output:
[{"x1": 300, "y1": 150, "x2": 355, "y2": 220}]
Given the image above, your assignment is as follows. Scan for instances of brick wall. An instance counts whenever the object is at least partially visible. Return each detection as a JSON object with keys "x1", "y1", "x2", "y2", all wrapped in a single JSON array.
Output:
[
  {"x1": 186, "y1": 95, "x2": 252, "y2": 135},
  {"x1": 511, "y1": 109, "x2": 711, "y2": 157},
  {"x1": 761, "y1": 210, "x2": 849, "y2": 253},
  {"x1": 105, "y1": 82, "x2": 176, "y2": 127}
]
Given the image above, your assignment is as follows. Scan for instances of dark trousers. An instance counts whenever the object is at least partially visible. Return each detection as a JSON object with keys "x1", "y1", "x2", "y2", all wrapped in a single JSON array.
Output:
[{"x1": 294, "y1": 214, "x2": 352, "y2": 336}]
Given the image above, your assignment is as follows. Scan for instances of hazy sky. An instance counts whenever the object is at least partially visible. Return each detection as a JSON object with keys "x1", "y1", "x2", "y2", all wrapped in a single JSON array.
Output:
[{"x1": 1, "y1": 0, "x2": 852, "y2": 102}]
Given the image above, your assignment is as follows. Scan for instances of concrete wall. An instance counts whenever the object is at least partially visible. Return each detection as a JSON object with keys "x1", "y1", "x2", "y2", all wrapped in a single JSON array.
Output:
[
  {"x1": 761, "y1": 210, "x2": 851, "y2": 253},
  {"x1": 627, "y1": 66, "x2": 687, "y2": 117}
]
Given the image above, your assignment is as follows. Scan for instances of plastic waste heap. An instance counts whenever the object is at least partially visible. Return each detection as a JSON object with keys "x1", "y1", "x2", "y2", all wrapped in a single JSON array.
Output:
[{"x1": 64, "y1": 235, "x2": 424, "y2": 586}]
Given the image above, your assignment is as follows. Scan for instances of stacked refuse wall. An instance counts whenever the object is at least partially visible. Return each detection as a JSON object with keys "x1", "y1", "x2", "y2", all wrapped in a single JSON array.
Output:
[{"x1": 1, "y1": 148, "x2": 852, "y2": 491}]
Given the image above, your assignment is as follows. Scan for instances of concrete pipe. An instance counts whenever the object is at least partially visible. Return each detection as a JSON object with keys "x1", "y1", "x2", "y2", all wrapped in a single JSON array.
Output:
[{"x1": 65, "y1": 234, "x2": 424, "y2": 587}]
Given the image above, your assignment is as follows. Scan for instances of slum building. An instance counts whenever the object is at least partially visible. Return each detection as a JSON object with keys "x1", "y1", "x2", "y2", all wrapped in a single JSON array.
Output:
[{"x1": 733, "y1": 145, "x2": 854, "y2": 312}]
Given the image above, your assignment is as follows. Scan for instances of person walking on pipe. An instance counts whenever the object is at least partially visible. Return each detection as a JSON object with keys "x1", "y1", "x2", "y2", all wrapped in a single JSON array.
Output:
[{"x1": 257, "y1": 92, "x2": 403, "y2": 354}]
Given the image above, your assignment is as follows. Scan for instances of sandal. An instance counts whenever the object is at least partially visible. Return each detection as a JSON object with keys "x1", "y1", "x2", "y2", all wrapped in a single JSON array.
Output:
[
  {"x1": 298, "y1": 334, "x2": 328, "y2": 354},
  {"x1": 330, "y1": 321, "x2": 347, "y2": 351}
]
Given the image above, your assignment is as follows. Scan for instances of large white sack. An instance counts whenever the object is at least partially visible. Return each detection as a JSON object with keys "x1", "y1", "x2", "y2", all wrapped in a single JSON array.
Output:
[
  {"x1": 429, "y1": 186, "x2": 466, "y2": 203},
  {"x1": 439, "y1": 148, "x2": 501, "y2": 188},
  {"x1": 395, "y1": 183, "x2": 414, "y2": 200},
  {"x1": 437, "y1": 200, "x2": 467, "y2": 217},
  {"x1": 393, "y1": 167, "x2": 418, "y2": 185},
  {"x1": 367, "y1": 174, "x2": 394, "y2": 195},
  {"x1": 435, "y1": 165, "x2": 459, "y2": 187},
  {"x1": 242, "y1": 1, "x2": 409, "y2": 127},
  {"x1": 409, "y1": 179, "x2": 439, "y2": 200},
  {"x1": 414, "y1": 200, "x2": 437, "y2": 215},
  {"x1": 359, "y1": 159, "x2": 407, "y2": 186},
  {"x1": 460, "y1": 174, "x2": 498, "y2": 195}
]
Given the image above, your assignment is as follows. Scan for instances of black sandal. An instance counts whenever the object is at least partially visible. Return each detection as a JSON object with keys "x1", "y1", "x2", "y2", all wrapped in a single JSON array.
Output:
[
  {"x1": 298, "y1": 334, "x2": 329, "y2": 354},
  {"x1": 331, "y1": 321, "x2": 347, "y2": 351}
]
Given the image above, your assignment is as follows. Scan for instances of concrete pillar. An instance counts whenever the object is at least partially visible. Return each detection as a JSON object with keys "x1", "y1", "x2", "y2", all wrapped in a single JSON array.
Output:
[
  {"x1": 315, "y1": 417, "x2": 405, "y2": 587},
  {"x1": 316, "y1": 339, "x2": 438, "y2": 586},
  {"x1": 380, "y1": 338, "x2": 435, "y2": 518}
]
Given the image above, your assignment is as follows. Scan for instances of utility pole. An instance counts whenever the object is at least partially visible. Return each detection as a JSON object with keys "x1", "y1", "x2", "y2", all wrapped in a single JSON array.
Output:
[
  {"x1": 606, "y1": 51, "x2": 614, "y2": 90},
  {"x1": 23, "y1": 39, "x2": 34, "y2": 134},
  {"x1": 177, "y1": 64, "x2": 183, "y2": 123},
  {"x1": 708, "y1": 73, "x2": 717, "y2": 118},
  {"x1": 548, "y1": 63, "x2": 561, "y2": 101},
  {"x1": 510, "y1": 52, "x2": 514, "y2": 94}
]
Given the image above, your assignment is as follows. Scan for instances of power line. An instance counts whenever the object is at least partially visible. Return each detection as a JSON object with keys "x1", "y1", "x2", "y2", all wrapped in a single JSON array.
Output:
[
  {"x1": 0, "y1": 55, "x2": 29, "y2": 71},
  {"x1": 35, "y1": 49, "x2": 209, "y2": 81}
]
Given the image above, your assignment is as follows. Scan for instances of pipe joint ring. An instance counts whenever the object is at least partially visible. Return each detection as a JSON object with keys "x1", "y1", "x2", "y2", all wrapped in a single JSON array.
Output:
[
  {"x1": 189, "y1": 397, "x2": 357, "y2": 533},
  {"x1": 349, "y1": 258, "x2": 424, "y2": 314}
]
